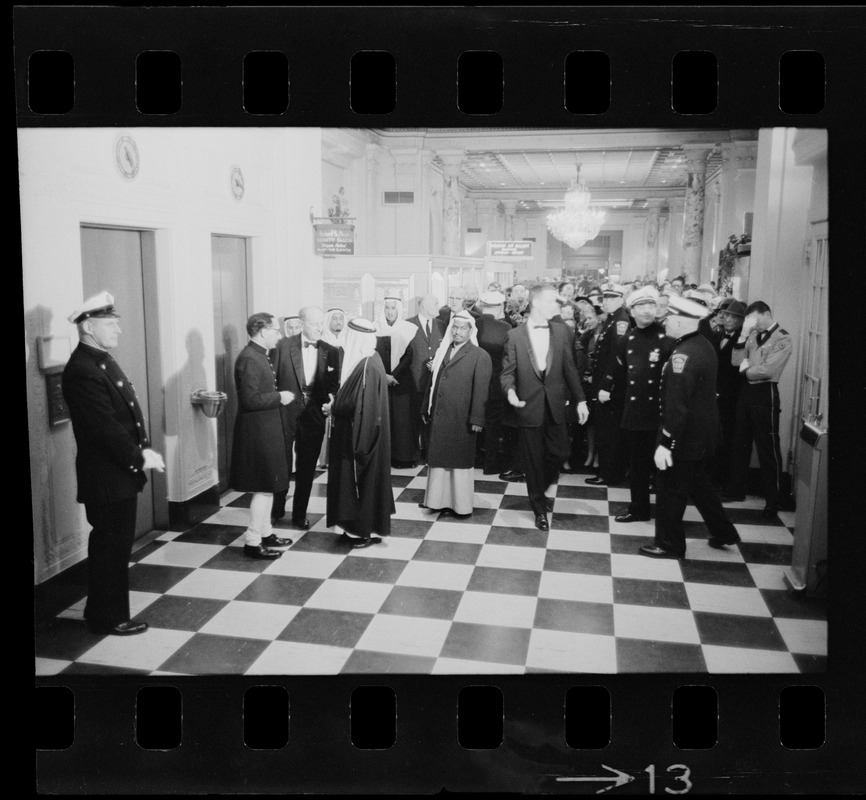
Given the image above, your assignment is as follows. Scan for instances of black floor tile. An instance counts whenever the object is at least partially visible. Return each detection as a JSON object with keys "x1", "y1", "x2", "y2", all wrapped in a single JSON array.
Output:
[
  {"x1": 760, "y1": 589, "x2": 829, "y2": 620},
  {"x1": 236, "y1": 575, "x2": 324, "y2": 607},
  {"x1": 397, "y1": 488, "x2": 427, "y2": 504},
  {"x1": 475, "y1": 480, "x2": 507, "y2": 495},
  {"x1": 499, "y1": 495, "x2": 533, "y2": 512},
  {"x1": 201, "y1": 547, "x2": 287, "y2": 573},
  {"x1": 379, "y1": 585, "x2": 463, "y2": 620},
  {"x1": 467, "y1": 566, "x2": 541, "y2": 597},
  {"x1": 273, "y1": 512, "x2": 325, "y2": 531},
  {"x1": 609, "y1": 532, "x2": 656, "y2": 554},
  {"x1": 680, "y1": 560, "x2": 756, "y2": 588},
  {"x1": 736, "y1": 542, "x2": 794, "y2": 566},
  {"x1": 486, "y1": 526, "x2": 548, "y2": 549},
  {"x1": 533, "y1": 598, "x2": 614, "y2": 636},
  {"x1": 792, "y1": 653, "x2": 827, "y2": 673},
  {"x1": 693, "y1": 611, "x2": 788, "y2": 651},
  {"x1": 158, "y1": 633, "x2": 270, "y2": 674},
  {"x1": 551, "y1": 513, "x2": 609, "y2": 533},
  {"x1": 388, "y1": 519, "x2": 435, "y2": 539},
  {"x1": 132, "y1": 595, "x2": 227, "y2": 632},
  {"x1": 554, "y1": 484, "x2": 608, "y2": 501},
  {"x1": 277, "y1": 608, "x2": 374, "y2": 648},
  {"x1": 616, "y1": 638, "x2": 707, "y2": 672},
  {"x1": 128, "y1": 540, "x2": 169, "y2": 563},
  {"x1": 342, "y1": 650, "x2": 438, "y2": 674},
  {"x1": 725, "y1": 508, "x2": 788, "y2": 527},
  {"x1": 330, "y1": 557, "x2": 408, "y2": 584},
  {"x1": 613, "y1": 577, "x2": 690, "y2": 609},
  {"x1": 389, "y1": 475, "x2": 414, "y2": 488},
  {"x1": 173, "y1": 523, "x2": 245, "y2": 546},
  {"x1": 440, "y1": 621, "x2": 531, "y2": 665},
  {"x1": 35, "y1": 617, "x2": 105, "y2": 662},
  {"x1": 544, "y1": 549, "x2": 612, "y2": 577},
  {"x1": 290, "y1": 530, "x2": 353, "y2": 554},
  {"x1": 226, "y1": 494, "x2": 252, "y2": 508},
  {"x1": 35, "y1": 580, "x2": 88, "y2": 622},
  {"x1": 128, "y1": 563, "x2": 195, "y2": 594},
  {"x1": 61, "y1": 662, "x2": 152, "y2": 676},
  {"x1": 413, "y1": 540, "x2": 482, "y2": 566}
]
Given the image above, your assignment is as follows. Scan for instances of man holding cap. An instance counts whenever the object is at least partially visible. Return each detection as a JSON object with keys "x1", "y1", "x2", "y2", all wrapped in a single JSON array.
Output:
[
  {"x1": 62, "y1": 291, "x2": 166, "y2": 635},
  {"x1": 639, "y1": 293, "x2": 740, "y2": 559},
  {"x1": 587, "y1": 283, "x2": 631, "y2": 487},
  {"x1": 613, "y1": 286, "x2": 675, "y2": 523},
  {"x1": 711, "y1": 299, "x2": 747, "y2": 487}
]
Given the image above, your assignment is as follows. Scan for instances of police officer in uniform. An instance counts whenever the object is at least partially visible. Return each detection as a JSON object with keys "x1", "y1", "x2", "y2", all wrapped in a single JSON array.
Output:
[
  {"x1": 62, "y1": 292, "x2": 166, "y2": 635},
  {"x1": 724, "y1": 301, "x2": 793, "y2": 517},
  {"x1": 613, "y1": 286, "x2": 675, "y2": 522},
  {"x1": 587, "y1": 283, "x2": 631, "y2": 486},
  {"x1": 639, "y1": 294, "x2": 740, "y2": 559}
]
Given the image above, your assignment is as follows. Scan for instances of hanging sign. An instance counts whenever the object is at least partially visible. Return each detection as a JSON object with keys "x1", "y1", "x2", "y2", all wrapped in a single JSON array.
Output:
[
  {"x1": 314, "y1": 222, "x2": 355, "y2": 255},
  {"x1": 487, "y1": 240, "x2": 533, "y2": 257}
]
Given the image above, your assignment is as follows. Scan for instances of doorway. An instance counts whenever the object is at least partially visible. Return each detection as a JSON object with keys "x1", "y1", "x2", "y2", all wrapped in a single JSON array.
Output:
[
  {"x1": 80, "y1": 226, "x2": 167, "y2": 537},
  {"x1": 212, "y1": 235, "x2": 251, "y2": 492}
]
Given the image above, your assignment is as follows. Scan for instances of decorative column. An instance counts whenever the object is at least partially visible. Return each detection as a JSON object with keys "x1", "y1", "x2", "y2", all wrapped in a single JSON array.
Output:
[
  {"x1": 681, "y1": 146, "x2": 712, "y2": 283},
  {"x1": 643, "y1": 199, "x2": 664, "y2": 279},
  {"x1": 666, "y1": 196, "x2": 686, "y2": 281},
  {"x1": 437, "y1": 151, "x2": 465, "y2": 258},
  {"x1": 365, "y1": 144, "x2": 381, "y2": 254},
  {"x1": 393, "y1": 148, "x2": 421, "y2": 254},
  {"x1": 501, "y1": 199, "x2": 519, "y2": 241}
]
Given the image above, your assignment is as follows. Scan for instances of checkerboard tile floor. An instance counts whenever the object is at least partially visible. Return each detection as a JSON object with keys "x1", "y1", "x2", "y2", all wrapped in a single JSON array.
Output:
[{"x1": 35, "y1": 467, "x2": 827, "y2": 676}]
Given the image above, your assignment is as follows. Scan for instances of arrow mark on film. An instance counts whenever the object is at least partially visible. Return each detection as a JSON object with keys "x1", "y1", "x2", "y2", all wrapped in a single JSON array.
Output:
[{"x1": 556, "y1": 764, "x2": 635, "y2": 794}]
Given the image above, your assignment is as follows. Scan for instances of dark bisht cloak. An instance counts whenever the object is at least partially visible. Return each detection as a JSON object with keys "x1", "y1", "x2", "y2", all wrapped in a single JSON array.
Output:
[{"x1": 326, "y1": 352, "x2": 395, "y2": 536}]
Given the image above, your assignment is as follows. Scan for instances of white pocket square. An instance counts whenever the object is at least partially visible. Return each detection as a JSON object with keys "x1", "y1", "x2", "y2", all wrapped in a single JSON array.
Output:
[{"x1": 327, "y1": 366, "x2": 334, "y2": 372}]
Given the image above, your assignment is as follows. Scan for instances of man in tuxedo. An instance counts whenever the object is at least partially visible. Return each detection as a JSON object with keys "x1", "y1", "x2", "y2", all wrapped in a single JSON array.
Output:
[
  {"x1": 406, "y1": 293, "x2": 445, "y2": 462},
  {"x1": 271, "y1": 305, "x2": 341, "y2": 529},
  {"x1": 501, "y1": 284, "x2": 589, "y2": 530}
]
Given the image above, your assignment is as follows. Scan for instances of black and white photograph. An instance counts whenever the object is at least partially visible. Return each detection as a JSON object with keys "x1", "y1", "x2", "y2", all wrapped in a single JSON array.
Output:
[{"x1": 27, "y1": 125, "x2": 828, "y2": 677}]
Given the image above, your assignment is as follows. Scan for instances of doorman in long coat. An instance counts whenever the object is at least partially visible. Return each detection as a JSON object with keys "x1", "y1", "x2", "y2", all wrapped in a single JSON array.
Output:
[{"x1": 422, "y1": 311, "x2": 492, "y2": 515}]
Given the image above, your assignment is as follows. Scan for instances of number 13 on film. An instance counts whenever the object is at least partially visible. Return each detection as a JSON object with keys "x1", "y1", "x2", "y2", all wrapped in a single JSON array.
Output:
[{"x1": 646, "y1": 764, "x2": 692, "y2": 795}]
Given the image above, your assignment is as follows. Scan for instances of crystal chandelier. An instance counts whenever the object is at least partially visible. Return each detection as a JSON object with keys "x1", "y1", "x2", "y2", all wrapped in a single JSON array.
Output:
[{"x1": 546, "y1": 159, "x2": 606, "y2": 251}]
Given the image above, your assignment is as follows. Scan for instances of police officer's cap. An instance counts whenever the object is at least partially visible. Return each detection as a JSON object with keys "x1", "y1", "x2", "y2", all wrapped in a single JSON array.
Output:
[
  {"x1": 667, "y1": 293, "x2": 711, "y2": 319},
  {"x1": 601, "y1": 283, "x2": 625, "y2": 297},
  {"x1": 68, "y1": 291, "x2": 121, "y2": 325},
  {"x1": 480, "y1": 290, "x2": 505, "y2": 306},
  {"x1": 626, "y1": 286, "x2": 659, "y2": 308}
]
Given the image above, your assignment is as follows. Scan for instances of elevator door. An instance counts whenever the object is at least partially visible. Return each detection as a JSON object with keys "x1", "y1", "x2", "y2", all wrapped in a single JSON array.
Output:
[
  {"x1": 80, "y1": 227, "x2": 156, "y2": 538},
  {"x1": 212, "y1": 235, "x2": 250, "y2": 492}
]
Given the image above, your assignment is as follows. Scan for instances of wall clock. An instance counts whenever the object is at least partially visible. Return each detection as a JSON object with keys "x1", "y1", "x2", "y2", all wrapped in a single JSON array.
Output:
[{"x1": 115, "y1": 135, "x2": 140, "y2": 179}]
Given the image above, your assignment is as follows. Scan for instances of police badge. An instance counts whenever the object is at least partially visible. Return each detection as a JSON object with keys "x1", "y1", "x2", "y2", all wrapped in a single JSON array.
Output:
[{"x1": 671, "y1": 353, "x2": 688, "y2": 373}]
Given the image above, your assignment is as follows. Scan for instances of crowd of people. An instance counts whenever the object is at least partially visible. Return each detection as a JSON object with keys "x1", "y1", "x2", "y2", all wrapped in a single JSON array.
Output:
[{"x1": 60, "y1": 272, "x2": 794, "y2": 635}]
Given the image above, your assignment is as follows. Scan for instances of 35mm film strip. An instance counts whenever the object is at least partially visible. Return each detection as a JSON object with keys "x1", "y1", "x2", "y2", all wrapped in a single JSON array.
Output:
[{"x1": 20, "y1": 6, "x2": 865, "y2": 795}]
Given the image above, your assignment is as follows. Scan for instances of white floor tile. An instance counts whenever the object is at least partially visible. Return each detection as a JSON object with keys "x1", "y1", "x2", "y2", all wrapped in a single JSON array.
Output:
[
  {"x1": 546, "y1": 530, "x2": 612, "y2": 554},
  {"x1": 684, "y1": 583, "x2": 772, "y2": 617},
  {"x1": 776, "y1": 510, "x2": 796, "y2": 528},
  {"x1": 604, "y1": 487, "x2": 632, "y2": 501},
  {"x1": 202, "y1": 506, "x2": 251, "y2": 528},
  {"x1": 685, "y1": 541, "x2": 746, "y2": 563},
  {"x1": 137, "y1": 541, "x2": 225, "y2": 569},
  {"x1": 503, "y1": 481, "x2": 530, "y2": 496},
  {"x1": 35, "y1": 657, "x2": 72, "y2": 676},
  {"x1": 735, "y1": 524, "x2": 795, "y2": 545},
  {"x1": 472, "y1": 492, "x2": 507, "y2": 511},
  {"x1": 492, "y1": 509, "x2": 540, "y2": 529},
  {"x1": 608, "y1": 518, "x2": 656, "y2": 537},
  {"x1": 614, "y1": 604, "x2": 701, "y2": 644},
  {"x1": 747, "y1": 563, "x2": 790, "y2": 591},
  {"x1": 426, "y1": 521, "x2": 490, "y2": 544},
  {"x1": 155, "y1": 531, "x2": 184, "y2": 541},
  {"x1": 774, "y1": 618, "x2": 827, "y2": 656},
  {"x1": 701, "y1": 644, "x2": 800, "y2": 673},
  {"x1": 246, "y1": 640, "x2": 352, "y2": 675},
  {"x1": 476, "y1": 543, "x2": 546, "y2": 571},
  {"x1": 453, "y1": 591, "x2": 538, "y2": 629},
  {"x1": 432, "y1": 657, "x2": 524, "y2": 674},
  {"x1": 396, "y1": 560, "x2": 475, "y2": 592},
  {"x1": 551, "y1": 497, "x2": 610, "y2": 517},
  {"x1": 77, "y1": 628, "x2": 195, "y2": 672},
  {"x1": 264, "y1": 551, "x2": 344, "y2": 579},
  {"x1": 220, "y1": 491, "x2": 245, "y2": 506},
  {"x1": 538, "y1": 572, "x2": 614, "y2": 604},
  {"x1": 354, "y1": 614, "x2": 452, "y2": 658},
  {"x1": 346, "y1": 535, "x2": 423, "y2": 561},
  {"x1": 304, "y1": 579, "x2": 392, "y2": 614},
  {"x1": 611, "y1": 552, "x2": 684, "y2": 582},
  {"x1": 525, "y1": 628, "x2": 617, "y2": 673},
  {"x1": 200, "y1": 601, "x2": 302, "y2": 640},
  {"x1": 165, "y1": 569, "x2": 259, "y2": 600},
  {"x1": 392, "y1": 502, "x2": 438, "y2": 521}
]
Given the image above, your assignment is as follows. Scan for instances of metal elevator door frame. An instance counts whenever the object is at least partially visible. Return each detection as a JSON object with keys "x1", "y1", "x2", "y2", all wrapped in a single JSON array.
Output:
[{"x1": 79, "y1": 225, "x2": 168, "y2": 535}]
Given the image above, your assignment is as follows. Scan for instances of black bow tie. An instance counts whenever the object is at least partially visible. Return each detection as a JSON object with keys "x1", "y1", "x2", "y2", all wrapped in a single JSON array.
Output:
[
  {"x1": 304, "y1": 341, "x2": 318, "y2": 349},
  {"x1": 533, "y1": 324, "x2": 549, "y2": 329}
]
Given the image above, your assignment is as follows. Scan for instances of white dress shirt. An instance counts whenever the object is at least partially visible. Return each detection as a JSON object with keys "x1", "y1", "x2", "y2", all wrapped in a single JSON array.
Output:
[
  {"x1": 301, "y1": 337, "x2": 318, "y2": 386},
  {"x1": 527, "y1": 322, "x2": 550, "y2": 371}
]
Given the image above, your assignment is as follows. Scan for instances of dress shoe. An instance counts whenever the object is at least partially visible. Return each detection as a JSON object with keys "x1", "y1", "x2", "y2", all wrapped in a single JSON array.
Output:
[
  {"x1": 87, "y1": 620, "x2": 149, "y2": 636},
  {"x1": 615, "y1": 513, "x2": 650, "y2": 523},
  {"x1": 499, "y1": 470, "x2": 526, "y2": 483},
  {"x1": 638, "y1": 544, "x2": 682, "y2": 559},
  {"x1": 585, "y1": 476, "x2": 607, "y2": 485},
  {"x1": 243, "y1": 544, "x2": 282, "y2": 560},
  {"x1": 534, "y1": 514, "x2": 549, "y2": 531},
  {"x1": 350, "y1": 535, "x2": 383, "y2": 548},
  {"x1": 291, "y1": 517, "x2": 310, "y2": 529},
  {"x1": 708, "y1": 535, "x2": 741, "y2": 549},
  {"x1": 261, "y1": 533, "x2": 293, "y2": 548}
]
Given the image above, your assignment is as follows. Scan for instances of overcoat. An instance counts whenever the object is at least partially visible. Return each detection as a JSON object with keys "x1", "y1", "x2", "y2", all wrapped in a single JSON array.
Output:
[
  {"x1": 326, "y1": 352, "x2": 395, "y2": 536},
  {"x1": 62, "y1": 342, "x2": 150, "y2": 505},
  {"x1": 424, "y1": 342, "x2": 492, "y2": 469},
  {"x1": 229, "y1": 341, "x2": 291, "y2": 493}
]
